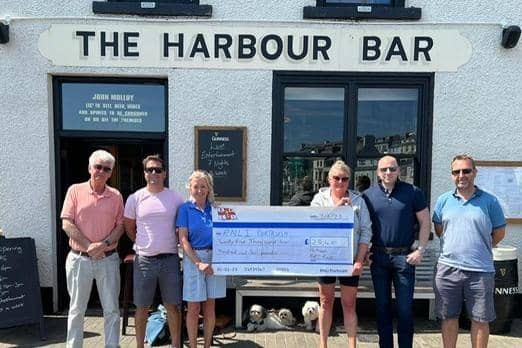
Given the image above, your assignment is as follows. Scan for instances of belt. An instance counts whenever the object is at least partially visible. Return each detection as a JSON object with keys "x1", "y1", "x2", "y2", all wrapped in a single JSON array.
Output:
[
  {"x1": 193, "y1": 246, "x2": 212, "y2": 250},
  {"x1": 141, "y1": 253, "x2": 175, "y2": 259},
  {"x1": 71, "y1": 249, "x2": 116, "y2": 257},
  {"x1": 372, "y1": 246, "x2": 411, "y2": 255}
]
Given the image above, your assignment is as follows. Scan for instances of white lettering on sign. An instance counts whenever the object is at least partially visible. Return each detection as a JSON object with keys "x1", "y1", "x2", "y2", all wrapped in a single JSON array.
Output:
[
  {"x1": 495, "y1": 287, "x2": 520, "y2": 295},
  {"x1": 211, "y1": 136, "x2": 230, "y2": 142},
  {"x1": 0, "y1": 246, "x2": 23, "y2": 255}
]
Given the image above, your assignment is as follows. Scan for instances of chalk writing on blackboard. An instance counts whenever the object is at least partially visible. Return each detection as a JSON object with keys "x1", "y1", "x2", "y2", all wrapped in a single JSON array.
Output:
[
  {"x1": 195, "y1": 127, "x2": 247, "y2": 201},
  {"x1": 0, "y1": 237, "x2": 45, "y2": 339}
]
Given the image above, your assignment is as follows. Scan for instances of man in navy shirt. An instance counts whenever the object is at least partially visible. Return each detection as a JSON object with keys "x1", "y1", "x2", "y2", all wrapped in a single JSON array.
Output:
[
  {"x1": 363, "y1": 155, "x2": 431, "y2": 348},
  {"x1": 433, "y1": 154, "x2": 505, "y2": 348}
]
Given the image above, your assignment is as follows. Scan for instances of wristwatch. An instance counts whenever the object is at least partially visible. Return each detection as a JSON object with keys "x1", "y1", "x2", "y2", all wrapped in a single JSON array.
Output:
[
  {"x1": 417, "y1": 245, "x2": 426, "y2": 254},
  {"x1": 104, "y1": 238, "x2": 111, "y2": 247}
]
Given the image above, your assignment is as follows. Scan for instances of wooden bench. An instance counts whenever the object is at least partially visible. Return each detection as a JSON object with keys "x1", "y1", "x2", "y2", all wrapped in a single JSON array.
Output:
[{"x1": 230, "y1": 244, "x2": 439, "y2": 328}]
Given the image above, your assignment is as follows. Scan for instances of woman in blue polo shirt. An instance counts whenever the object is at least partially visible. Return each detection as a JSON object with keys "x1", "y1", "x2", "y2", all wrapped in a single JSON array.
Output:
[{"x1": 176, "y1": 170, "x2": 226, "y2": 348}]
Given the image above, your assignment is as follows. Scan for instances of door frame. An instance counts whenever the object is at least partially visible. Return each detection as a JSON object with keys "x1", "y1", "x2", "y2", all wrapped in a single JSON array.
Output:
[{"x1": 52, "y1": 76, "x2": 168, "y2": 310}]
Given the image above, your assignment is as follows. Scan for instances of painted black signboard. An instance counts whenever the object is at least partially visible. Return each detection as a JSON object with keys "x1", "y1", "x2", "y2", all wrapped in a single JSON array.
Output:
[
  {"x1": 195, "y1": 126, "x2": 247, "y2": 201},
  {"x1": 61, "y1": 82, "x2": 166, "y2": 132},
  {"x1": 0, "y1": 237, "x2": 45, "y2": 338}
]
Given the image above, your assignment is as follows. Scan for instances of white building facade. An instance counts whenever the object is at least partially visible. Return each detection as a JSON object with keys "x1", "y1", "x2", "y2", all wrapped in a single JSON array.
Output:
[{"x1": 0, "y1": 0, "x2": 521, "y2": 311}]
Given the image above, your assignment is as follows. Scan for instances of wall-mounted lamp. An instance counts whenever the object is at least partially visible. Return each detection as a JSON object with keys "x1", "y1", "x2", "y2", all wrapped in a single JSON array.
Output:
[
  {"x1": 0, "y1": 23, "x2": 9, "y2": 44},
  {"x1": 501, "y1": 25, "x2": 521, "y2": 49}
]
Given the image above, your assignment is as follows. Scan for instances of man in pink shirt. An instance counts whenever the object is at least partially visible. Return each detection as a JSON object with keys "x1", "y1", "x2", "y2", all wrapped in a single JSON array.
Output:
[
  {"x1": 124, "y1": 154, "x2": 184, "y2": 348},
  {"x1": 61, "y1": 149, "x2": 124, "y2": 348}
]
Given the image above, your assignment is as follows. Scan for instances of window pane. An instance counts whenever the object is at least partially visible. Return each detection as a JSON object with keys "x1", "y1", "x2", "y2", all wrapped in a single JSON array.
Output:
[
  {"x1": 282, "y1": 156, "x2": 338, "y2": 205},
  {"x1": 356, "y1": 88, "x2": 418, "y2": 156},
  {"x1": 354, "y1": 158, "x2": 378, "y2": 192},
  {"x1": 397, "y1": 157, "x2": 415, "y2": 185},
  {"x1": 325, "y1": 0, "x2": 392, "y2": 5},
  {"x1": 284, "y1": 87, "x2": 344, "y2": 154}
]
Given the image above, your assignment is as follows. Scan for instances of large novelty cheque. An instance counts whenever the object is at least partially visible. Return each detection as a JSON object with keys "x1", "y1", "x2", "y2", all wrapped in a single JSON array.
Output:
[{"x1": 212, "y1": 205, "x2": 354, "y2": 276}]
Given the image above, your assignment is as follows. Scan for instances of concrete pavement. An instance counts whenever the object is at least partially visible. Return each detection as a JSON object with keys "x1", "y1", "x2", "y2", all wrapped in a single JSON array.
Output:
[{"x1": 1, "y1": 309, "x2": 521, "y2": 347}]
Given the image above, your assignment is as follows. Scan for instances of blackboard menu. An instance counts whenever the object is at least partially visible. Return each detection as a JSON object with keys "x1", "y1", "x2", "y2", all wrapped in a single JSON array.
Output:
[
  {"x1": 195, "y1": 126, "x2": 247, "y2": 201},
  {"x1": 61, "y1": 82, "x2": 166, "y2": 132},
  {"x1": 0, "y1": 237, "x2": 45, "y2": 338}
]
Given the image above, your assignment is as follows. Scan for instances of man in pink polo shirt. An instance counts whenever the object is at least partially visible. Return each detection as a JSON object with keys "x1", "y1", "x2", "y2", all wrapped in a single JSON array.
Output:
[
  {"x1": 61, "y1": 149, "x2": 124, "y2": 348},
  {"x1": 124, "y1": 154, "x2": 184, "y2": 348}
]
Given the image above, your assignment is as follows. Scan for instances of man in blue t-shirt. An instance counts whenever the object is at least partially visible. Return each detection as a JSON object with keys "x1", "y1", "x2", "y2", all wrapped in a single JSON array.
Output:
[
  {"x1": 363, "y1": 155, "x2": 431, "y2": 348},
  {"x1": 432, "y1": 154, "x2": 506, "y2": 348}
]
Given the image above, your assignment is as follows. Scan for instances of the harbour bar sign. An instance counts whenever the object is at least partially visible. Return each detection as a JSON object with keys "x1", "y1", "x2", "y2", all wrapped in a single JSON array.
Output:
[{"x1": 38, "y1": 22, "x2": 472, "y2": 72}]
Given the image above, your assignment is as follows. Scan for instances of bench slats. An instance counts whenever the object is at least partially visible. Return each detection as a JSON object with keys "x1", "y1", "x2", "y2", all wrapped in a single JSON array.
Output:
[{"x1": 232, "y1": 244, "x2": 440, "y2": 327}]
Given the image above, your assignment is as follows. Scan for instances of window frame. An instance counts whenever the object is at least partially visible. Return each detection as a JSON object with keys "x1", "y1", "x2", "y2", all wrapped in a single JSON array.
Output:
[
  {"x1": 271, "y1": 71, "x2": 433, "y2": 205},
  {"x1": 304, "y1": 0, "x2": 421, "y2": 20},
  {"x1": 92, "y1": 0, "x2": 212, "y2": 17},
  {"x1": 109, "y1": 0, "x2": 197, "y2": 2},
  {"x1": 318, "y1": 0, "x2": 402, "y2": 7}
]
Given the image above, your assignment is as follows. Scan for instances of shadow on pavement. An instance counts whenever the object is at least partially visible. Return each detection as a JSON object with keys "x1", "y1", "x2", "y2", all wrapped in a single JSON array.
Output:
[
  {"x1": 0, "y1": 314, "x2": 101, "y2": 347},
  {"x1": 0, "y1": 313, "x2": 520, "y2": 347}
]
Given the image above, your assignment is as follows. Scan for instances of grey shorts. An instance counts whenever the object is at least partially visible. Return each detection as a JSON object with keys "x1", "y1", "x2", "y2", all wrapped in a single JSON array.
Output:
[
  {"x1": 434, "y1": 263, "x2": 495, "y2": 322},
  {"x1": 133, "y1": 253, "x2": 182, "y2": 307}
]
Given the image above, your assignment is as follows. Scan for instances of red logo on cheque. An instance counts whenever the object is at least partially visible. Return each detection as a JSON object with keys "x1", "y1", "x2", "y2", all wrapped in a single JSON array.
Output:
[{"x1": 217, "y1": 207, "x2": 238, "y2": 220}]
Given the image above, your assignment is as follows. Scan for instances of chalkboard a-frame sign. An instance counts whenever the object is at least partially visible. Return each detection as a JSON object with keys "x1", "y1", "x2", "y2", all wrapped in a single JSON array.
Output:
[
  {"x1": 0, "y1": 237, "x2": 46, "y2": 339},
  {"x1": 195, "y1": 126, "x2": 247, "y2": 201}
]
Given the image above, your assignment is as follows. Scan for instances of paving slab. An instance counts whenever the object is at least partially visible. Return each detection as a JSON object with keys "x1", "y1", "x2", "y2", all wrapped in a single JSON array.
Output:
[{"x1": 0, "y1": 310, "x2": 521, "y2": 347}]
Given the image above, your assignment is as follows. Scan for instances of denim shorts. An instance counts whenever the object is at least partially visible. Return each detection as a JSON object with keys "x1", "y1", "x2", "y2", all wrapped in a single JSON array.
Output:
[
  {"x1": 183, "y1": 249, "x2": 226, "y2": 302},
  {"x1": 434, "y1": 263, "x2": 495, "y2": 322},
  {"x1": 133, "y1": 253, "x2": 182, "y2": 307}
]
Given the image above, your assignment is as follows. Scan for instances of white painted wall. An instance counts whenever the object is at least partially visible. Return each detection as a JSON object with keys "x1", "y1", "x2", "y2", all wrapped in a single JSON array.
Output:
[
  {"x1": 168, "y1": 68, "x2": 273, "y2": 205},
  {"x1": 0, "y1": 0, "x2": 520, "y2": 307},
  {"x1": 3, "y1": 0, "x2": 521, "y2": 23},
  {"x1": 432, "y1": 21, "x2": 522, "y2": 280}
]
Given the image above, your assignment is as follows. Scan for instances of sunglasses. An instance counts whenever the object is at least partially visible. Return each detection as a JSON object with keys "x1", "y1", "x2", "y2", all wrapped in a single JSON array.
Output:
[
  {"x1": 379, "y1": 166, "x2": 398, "y2": 173},
  {"x1": 145, "y1": 167, "x2": 164, "y2": 174},
  {"x1": 93, "y1": 164, "x2": 112, "y2": 173},
  {"x1": 331, "y1": 175, "x2": 349, "y2": 183},
  {"x1": 451, "y1": 168, "x2": 473, "y2": 175}
]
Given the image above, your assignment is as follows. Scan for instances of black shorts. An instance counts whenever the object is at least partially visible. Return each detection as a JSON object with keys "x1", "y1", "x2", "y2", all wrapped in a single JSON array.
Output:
[{"x1": 318, "y1": 276, "x2": 359, "y2": 287}]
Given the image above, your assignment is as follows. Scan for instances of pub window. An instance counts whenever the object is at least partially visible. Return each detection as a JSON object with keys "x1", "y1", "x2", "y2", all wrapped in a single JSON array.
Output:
[
  {"x1": 304, "y1": 0, "x2": 421, "y2": 20},
  {"x1": 271, "y1": 73, "x2": 433, "y2": 205},
  {"x1": 356, "y1": 88, "x2": 418, "y2": 185},
  {"x1": 282, "y1": 87, "x2": 345, "y2": 202},
  {"x1": 92, "y1": 0, "x2": 212, "y2": 17}
]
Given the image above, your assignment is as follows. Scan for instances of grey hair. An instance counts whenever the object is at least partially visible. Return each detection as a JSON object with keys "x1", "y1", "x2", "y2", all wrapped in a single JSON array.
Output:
[
  {"x1": 88, "y1": 150, "x2": 115, "y2": 168},
  {"x1": 328, "y1": 160, "x2": 351, "y2": 178},
  {"x1": 186, "y1": 170, "x2": 215, "y2": 203}
]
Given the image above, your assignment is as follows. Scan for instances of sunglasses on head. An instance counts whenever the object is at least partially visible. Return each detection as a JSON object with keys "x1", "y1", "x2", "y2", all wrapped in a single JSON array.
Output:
[
  {"x1": 331, "y1": 175, "x2": 349, "y2": 183},
  {"x1": 379, "y1": 166, "x2": 398, "y2": 173},
  {"x1": 93, "y1": 164, "x2": 112, "y2": 173},
  {"x1": 451, "y1": 168, "x2": 473, "y2": 175},
  {"x1": 145, "y1": 167, "x2": 164, "y2": 174}
]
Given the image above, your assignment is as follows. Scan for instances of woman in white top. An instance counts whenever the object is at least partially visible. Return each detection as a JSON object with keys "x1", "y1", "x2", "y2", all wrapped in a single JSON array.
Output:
[{"x1": 311, "y1": 160, "x2": 372, "y2": 348}]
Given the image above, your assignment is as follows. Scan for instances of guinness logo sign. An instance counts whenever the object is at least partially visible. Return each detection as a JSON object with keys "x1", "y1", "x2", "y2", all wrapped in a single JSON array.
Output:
[{"x1": 500, "y1": 268, "x2": 507, "y2": 277}]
